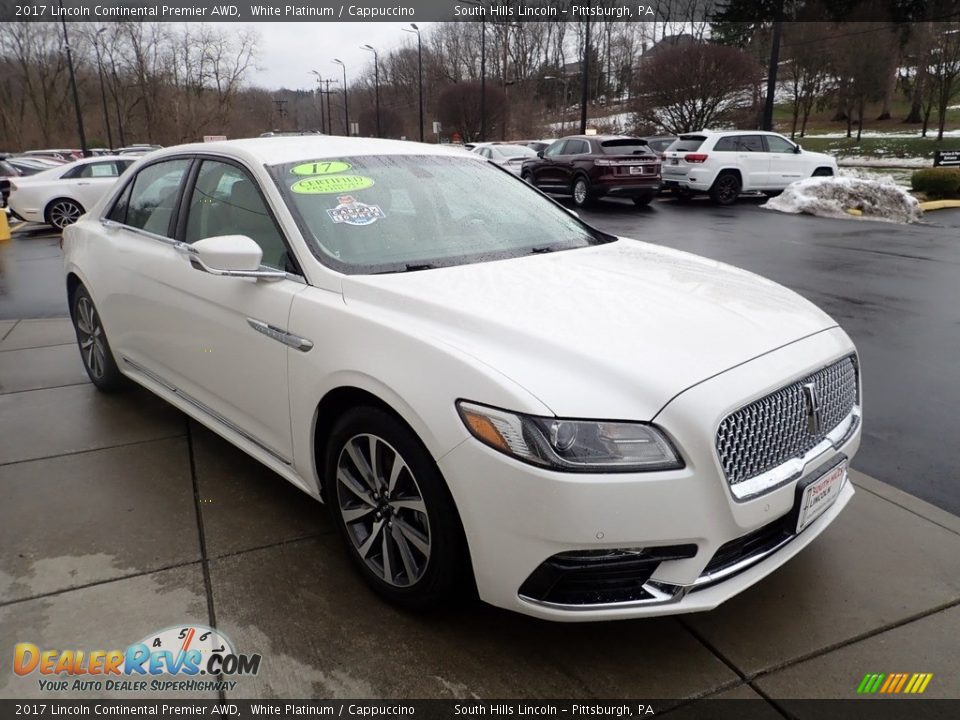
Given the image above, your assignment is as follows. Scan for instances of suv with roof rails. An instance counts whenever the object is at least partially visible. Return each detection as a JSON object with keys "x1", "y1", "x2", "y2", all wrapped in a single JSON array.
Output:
[
  {"x1": 521, "y1": 135, "x2": 661, "y2": 208},
  {"x1": 661, "y1": 131, "x2": 838, "y2": 205}
]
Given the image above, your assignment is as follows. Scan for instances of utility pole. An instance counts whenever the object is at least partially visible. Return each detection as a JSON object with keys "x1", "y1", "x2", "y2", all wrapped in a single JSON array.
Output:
[
  {"x1": 580, "y1": 4, "x2": 591, "y2": 135},
  {"x1": 322, "y1": 79, "x2": 339, "y2": 135},
  {"x1": 59, "y1": 0, "x2": 89, "y2": 157},
  {"x1": 762, "y1": 4, "x2": 784, "y2": 131},
  {"x1": 273, "y1": 99, "x2": 288, "y2": 131}
]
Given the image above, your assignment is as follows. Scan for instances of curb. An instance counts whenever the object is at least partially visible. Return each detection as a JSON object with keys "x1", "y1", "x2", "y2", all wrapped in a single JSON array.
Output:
[{"x1": 919, "y1": 199, "x2": 960, "y2": 211}]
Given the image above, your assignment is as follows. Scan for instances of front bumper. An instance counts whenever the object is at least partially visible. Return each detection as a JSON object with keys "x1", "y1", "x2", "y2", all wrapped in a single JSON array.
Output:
[{"x1": 438, "y1": 327, "x2": 860, "y2": 621}]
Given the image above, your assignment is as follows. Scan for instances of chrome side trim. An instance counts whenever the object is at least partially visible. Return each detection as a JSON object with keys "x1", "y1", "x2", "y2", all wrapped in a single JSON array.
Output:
[
  {"x1": 519, "y1": 580, "x2": 684, "y2": 612},
  {"x1": 246, "y1": 318, "x2": 314, "y2": 352},
  {"x1": 729, "y1": 408, "x2": 860, "y2": 501},
  {"x1": 121, "y1": 356, "x2": 292, "y2": 465}
]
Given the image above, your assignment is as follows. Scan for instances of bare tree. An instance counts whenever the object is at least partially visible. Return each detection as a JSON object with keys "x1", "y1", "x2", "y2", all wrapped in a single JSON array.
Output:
[
  {"x1": 634, "y1": 42, "x2": 762, "y2": 133},
  {"x1": 437, "y1": 81, "x2": 506, "y2": 142},
  {"x1": 783, "y1": 22, "x2": 831, "y2": 139}
]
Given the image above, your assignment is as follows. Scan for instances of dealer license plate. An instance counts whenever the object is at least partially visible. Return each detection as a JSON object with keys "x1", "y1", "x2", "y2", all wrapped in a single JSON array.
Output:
[
  {"x1": 629, "y1": 166, "x2": 643, "y2": 175},
  {"x1": 795, "y1": 461, "x2": 846, "y2": 533}
]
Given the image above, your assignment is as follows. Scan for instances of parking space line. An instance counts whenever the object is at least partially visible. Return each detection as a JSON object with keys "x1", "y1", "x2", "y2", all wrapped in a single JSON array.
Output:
[
  {"x1": 0, "y1": 433, "x2": 187, "y2": 469},
  {"x1": 0, "y1": 320, "x2": 19, "y2": 343}
]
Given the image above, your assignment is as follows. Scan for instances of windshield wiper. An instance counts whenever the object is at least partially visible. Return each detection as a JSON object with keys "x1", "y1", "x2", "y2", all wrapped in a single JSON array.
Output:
[
  {"x1": 403, "y1": 263, "x2": 436, "y2": 271},
  {"x1": 528, "y1": 245, "x2": 560, "y2": 254}
]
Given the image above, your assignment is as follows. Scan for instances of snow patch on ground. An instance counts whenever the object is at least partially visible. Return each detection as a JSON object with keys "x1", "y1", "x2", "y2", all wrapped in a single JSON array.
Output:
[
  {"x1": 837, "y1": 155, "x2": 929, "y2": 168},
  {"x1": 763, "y1": 177, "x2": 922, "y2": 224},
  {"x1": 838, "y1": 165, "x2": 913, "y2": 187},
  {"x1": 806, "y1": 129, "x2": 960, "y2": 139}
]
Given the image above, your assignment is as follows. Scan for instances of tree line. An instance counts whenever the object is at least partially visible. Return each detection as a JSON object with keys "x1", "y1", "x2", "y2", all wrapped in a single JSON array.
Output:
[{"x1": 2, "y1": 4, "x2": 959, "y2": 151}]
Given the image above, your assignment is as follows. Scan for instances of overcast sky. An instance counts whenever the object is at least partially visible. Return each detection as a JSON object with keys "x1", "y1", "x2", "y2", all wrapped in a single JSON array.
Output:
[{"x1": 227, "y1": 22, "x2": 434, "y2": 91}]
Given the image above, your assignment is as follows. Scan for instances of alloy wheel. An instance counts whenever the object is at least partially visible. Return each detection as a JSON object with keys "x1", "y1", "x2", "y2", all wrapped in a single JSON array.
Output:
[
  {"x1": 49, "y1": 200, "x2": 82, "y2": 229},
  {"x1": 716, "y1": 176, "x2": 739, "y2": 204},
  {"x1": 573, "y1": 179, "x2": 588, "y2": 205},
  {"x1": 75, "y1": 296, "x2": 106, "y2": 380},
  {"x1": 336, "y1": 433, "x2": 432, "y2": 587}
]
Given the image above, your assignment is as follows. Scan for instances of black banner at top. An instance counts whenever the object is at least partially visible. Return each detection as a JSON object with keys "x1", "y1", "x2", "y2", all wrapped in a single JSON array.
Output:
[{"x1": 2, "y1": 0, "x2": 958, "y2": 23}]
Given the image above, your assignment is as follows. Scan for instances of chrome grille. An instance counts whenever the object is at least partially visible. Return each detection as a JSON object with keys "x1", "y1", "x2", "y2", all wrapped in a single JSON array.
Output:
[{"x1": 716, "y1": 356, "x2": 859, "y2": 488}]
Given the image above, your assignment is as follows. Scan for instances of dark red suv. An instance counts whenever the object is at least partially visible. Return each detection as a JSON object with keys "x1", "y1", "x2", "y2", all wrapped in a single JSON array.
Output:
[{"x1": 520, "y1": 135, "x2": 661, "y2": 208}]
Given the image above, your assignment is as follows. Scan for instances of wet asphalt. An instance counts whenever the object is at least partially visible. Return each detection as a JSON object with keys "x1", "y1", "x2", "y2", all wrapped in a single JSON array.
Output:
[
  {"x1": 2, "y1": 201, "x2": 958, "y2": 514},
  {"x1": 581, "y1": 197, "x2": 960, "y2": 516}
]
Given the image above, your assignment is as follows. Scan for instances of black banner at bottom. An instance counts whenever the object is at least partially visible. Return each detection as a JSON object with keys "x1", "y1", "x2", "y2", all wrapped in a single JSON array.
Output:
[{"x1": 2, "y1": 699, "x2": 960, "y2": 720}]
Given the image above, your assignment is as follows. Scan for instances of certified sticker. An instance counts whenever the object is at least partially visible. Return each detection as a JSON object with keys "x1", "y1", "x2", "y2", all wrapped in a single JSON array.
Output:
[
  {"x1": 326, "y1": 196, "x2": 385, "y2": 226},
  {"x1": 291, "y1": 175, "x2": 374, "y2": 194},
  {"x1": 290, "y1": 160, "x2": 352, "y2": 176}
]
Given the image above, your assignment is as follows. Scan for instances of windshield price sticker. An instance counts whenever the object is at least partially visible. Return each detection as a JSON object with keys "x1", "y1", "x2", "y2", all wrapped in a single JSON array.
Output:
[
  {"x1": 291, "y1": 175, "x2": 374, "y2": 194},
  {"x1": 291, "y1": 161, "x2": 352, "y2": 176}
]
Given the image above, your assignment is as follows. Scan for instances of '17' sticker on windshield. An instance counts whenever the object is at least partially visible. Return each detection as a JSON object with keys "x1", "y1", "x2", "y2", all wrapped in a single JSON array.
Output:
[
  {"x1": 327, "y1": 196, "x2": 385, "y2": 226},
  {"x1": 290, "y1": 160, "x2": 352, "y2": 176},
  {"x1": 290, "y1": 175, "x2": 374, "y2": 194}
]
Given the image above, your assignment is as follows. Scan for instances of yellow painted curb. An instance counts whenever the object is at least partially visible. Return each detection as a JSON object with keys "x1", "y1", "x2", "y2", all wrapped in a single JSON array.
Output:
[
  {"x1": 919, "y1": 199, "x2": 960, "y2": 211},
  {"x1": 0, "y1": 211, "x2": 10, "y2": 242},
  {"x1": 845, "y1": 208, "x2": 863, "y2": 216}
]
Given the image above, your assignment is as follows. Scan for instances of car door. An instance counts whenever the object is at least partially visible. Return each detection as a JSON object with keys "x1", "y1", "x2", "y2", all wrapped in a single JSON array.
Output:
[
  {"x1": 764, "y1": 134, "x2": 807, "y2": 187},
  {"x1": 62, "y1": 160, "x2": 125, "y2": 209},
  {"x1": 100, "y1": 155, "x2": 305, "y2": 464},
  {"x1": 559, "y1": 139, "x2": 590, "y2": 190},
  {"x1": 532, "y1": 140, "x2": 567, "y2": 189},
  {"x1": 732, "y1": 135, "x2": 770, "y2": 189}
]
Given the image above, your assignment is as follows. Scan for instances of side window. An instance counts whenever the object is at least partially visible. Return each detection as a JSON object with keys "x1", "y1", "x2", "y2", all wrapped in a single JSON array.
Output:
[
  {"x1": 737, "y1": 135, "x2": 765, "y2": 153},
  {"x1": 184, "y1": 160, "x2": 290, "y2": 271},
  {"x1": 766, "y1": 135, "x2": 796, "y2": 153},
  {"x1": 124, "y1": 159, "x2": 191, "y2": 237},
  {"x1": 713, "y1": 137, "x2": 737, "y2": 152},
  {"x1": 544, "y1": 141, "x2": 566, "y2": 157}
]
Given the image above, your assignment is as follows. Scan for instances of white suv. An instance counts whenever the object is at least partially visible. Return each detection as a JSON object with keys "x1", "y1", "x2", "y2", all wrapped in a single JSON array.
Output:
[{"x1": 661, "y1": 131, "x2": 838, "y2": 205}]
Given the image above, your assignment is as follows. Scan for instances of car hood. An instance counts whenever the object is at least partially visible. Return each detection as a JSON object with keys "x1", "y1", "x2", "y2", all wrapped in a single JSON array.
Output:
[
  {"x1": 341, "y1": 239, "x2": 837, "y2": 419},
  {"x1": 802, "y1": 149, "x2": 837, "y2": 165}
]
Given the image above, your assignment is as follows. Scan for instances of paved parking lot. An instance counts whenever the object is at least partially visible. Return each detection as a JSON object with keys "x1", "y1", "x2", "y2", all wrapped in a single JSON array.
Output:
[{"x1": 2, "y1": 203, "x2": 959, "y2": 706}]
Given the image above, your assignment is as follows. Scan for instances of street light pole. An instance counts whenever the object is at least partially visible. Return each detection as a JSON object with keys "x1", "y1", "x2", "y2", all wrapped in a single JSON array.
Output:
[
  {"x1": 59, "y1": 0, "x2": 89, "y2": 157},
  {"x1": 333, "y1": 59, "x2": 349, "y2": 135},
  {"x1": 402, "y1": 24, "x2": 424, "y2": 142},
  {"x1": 361, "y1": 44, "x2": 381, "y2": 137},
  {"x1": 93, "y1": 28, "x2": 113, "y2": 149}
]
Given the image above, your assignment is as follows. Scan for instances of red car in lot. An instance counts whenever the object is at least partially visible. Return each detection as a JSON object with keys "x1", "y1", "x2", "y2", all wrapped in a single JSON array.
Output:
[{"x1": 520, "y1": 135, "x2": 661, "y2": 208}]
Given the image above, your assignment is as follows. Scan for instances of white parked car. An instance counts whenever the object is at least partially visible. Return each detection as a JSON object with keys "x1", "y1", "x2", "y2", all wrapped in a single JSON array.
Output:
[
  {"x1": 8, "y1": 156, "x2": 135, "y2": 229},
  {"x1": 470, "y1": 142, "x2": 539, "y2": 175},
  {"x1": 662, "y1": 131, "x2": 839, "y2": 205},
  {"x1": 63, "y1": 137, "x2": 861, "y2": 620}
]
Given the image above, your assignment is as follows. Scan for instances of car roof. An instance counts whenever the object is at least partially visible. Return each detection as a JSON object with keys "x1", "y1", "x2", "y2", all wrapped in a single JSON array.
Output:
[
  {"x1": 689, "y1": 130, "x2": 784, "y2": 137},
  {"x1": 560, "y1": 134, "x2": 641, "y2": 142},
  {"x1": 146, "y1": 137, "x2": 476, "y2": 166}
]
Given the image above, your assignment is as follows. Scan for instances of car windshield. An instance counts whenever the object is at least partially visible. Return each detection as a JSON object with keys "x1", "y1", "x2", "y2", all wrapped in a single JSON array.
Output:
[
  {"x1": 270, "y1": 154, "x2": 612, "y2": 274},
  {"x1": 600, "y1": 140, "x2": 650, "y2": 155}
]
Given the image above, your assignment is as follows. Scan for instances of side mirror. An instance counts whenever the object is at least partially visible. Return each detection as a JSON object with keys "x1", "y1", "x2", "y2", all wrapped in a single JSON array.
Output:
[
  {"x1": 794, "y1": 144, "x2": 803, "y2": 154},
  {"x1": 537, "y1": 150, "x2": 544, "y2": 158},
  {"x1": 184, "y1": 235, "x2": 286, "y2": 281},
  {"x1": 194, "y1": 235, "x2": 262, "y2": 271}
]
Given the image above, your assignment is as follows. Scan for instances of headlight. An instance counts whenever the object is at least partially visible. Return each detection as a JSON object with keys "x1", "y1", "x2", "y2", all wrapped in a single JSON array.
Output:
[{"x1": 456, "y1": 401, "x2": 683, "y2": 472}]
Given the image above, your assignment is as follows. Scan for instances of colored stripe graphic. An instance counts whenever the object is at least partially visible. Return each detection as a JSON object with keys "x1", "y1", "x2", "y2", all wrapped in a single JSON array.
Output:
[{"x1": 857, "y1": 673, "x2": 933, "y2": 694}]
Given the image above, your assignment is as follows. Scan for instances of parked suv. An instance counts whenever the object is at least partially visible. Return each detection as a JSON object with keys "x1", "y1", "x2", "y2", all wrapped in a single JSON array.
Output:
[
  {"x1": 661, "y1": 131, "x2": 838, "y2": 205},
  {"x1": 521, "y1": 135, "x2": 661, "y2": 208}
]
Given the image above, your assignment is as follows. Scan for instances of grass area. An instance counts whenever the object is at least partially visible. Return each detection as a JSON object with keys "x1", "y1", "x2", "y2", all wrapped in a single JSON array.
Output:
[{"x1": 795, "y1": 136, "x2": 958, "y2": 161}]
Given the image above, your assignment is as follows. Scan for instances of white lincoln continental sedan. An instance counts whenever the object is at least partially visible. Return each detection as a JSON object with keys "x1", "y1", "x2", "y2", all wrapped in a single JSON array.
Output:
[{"x1": 63, "y1": 137, "x2": 862, "y2": 621}]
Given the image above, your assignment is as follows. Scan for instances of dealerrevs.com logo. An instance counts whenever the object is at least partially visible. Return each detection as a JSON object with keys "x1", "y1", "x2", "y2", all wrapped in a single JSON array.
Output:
[{"x1": 13, "y1": 625, "x2": 261, "y2": 693}]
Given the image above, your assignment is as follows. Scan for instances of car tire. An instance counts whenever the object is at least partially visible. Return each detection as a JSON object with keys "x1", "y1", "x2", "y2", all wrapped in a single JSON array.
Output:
[
  {"x1": 571, "y1": 176, "x2": 594, "y2": 208},
  {"x1": 70, "y1": 284, "x2": 125, "y2": 392},
  {"x1": 812, "y1": 167, "x2": 834, "y2": 177},
  {"x1": 326, "y1": 406, "x2": 470, "y2": 610},
  {"x1": 671, "y1": 187, "x2": 693, "y2": 202},
  {"x1": 632, "y1": 192, "x2": 655, "y2": 207},
  {"x1": 709, "y1": 172, "x2": 742, "y2": 206},
  {"x1": 46, "y1": 198, "x2": 85, "y2": 230}
]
